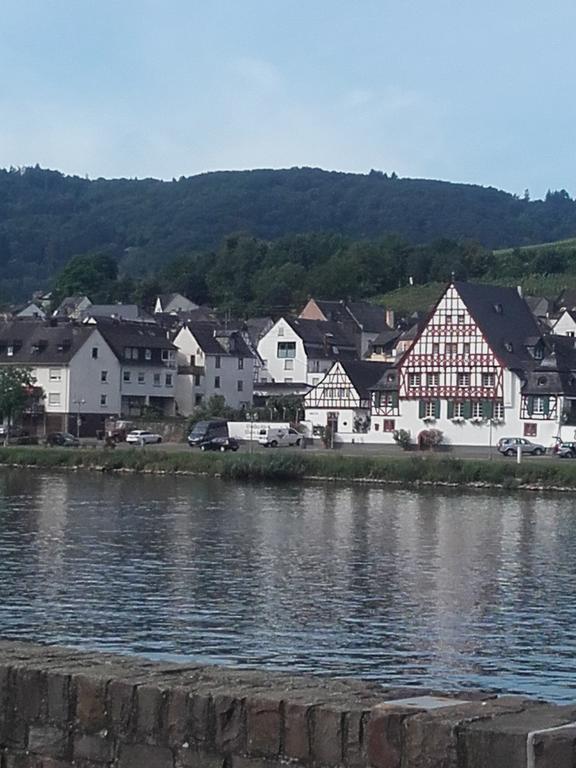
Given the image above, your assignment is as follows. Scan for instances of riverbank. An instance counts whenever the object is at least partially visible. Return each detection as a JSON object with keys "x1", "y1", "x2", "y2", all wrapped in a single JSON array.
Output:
[{"x1": 1, "y1": 445, "x2": 576, "y2": 490}]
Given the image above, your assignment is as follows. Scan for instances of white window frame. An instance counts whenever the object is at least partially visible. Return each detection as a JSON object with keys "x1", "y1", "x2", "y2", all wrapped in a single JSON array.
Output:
[
  {"x1": 482, "y1": 372, "x2": 495, "y2": 387},
  {"x1": 424, "y1": 401, "x2": 436, "y2": 418},
  {"x1": 471, "y1": 401, "x2": 483, "y2": 419},
  {"x1": 49, "y1": 368, "x2": 61, "y2": 381},
  {"x1": 408, "y1": 372, "x2": 421, "y2": 388},
  {"x1": 427, "y1": 372, "x2": 440, "y2": 386},
  {"x1": 533, "y1": 397, "x2": 546, "y2": 415},
  {"x1": 453, "y1": 402, "x2": 464, "y2": 418},
  {"x1": 100, "y1": 394, "x2": 107, "y2": 407},
  {"x1": 284, "y1": 359, "x2": 294, "y2": 370},
  {"x1": 457, "y1": 372, "x2": 470, "y2": 387},
  {"x1": 48, "y1": 392, "x2": 61, "y2": 406},
  {"x1": 494, "y1": 402, "x2": 505, "y2": 420}
]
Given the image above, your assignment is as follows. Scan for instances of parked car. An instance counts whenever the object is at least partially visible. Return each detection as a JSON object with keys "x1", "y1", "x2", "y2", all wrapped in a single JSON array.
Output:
[
  {"x1": 188, "y1": 420, "x2": 228, "y2": 447},
  {"x1": 46, "y1": 432, "x2": 80, "y2": 447},
  {"x1": 199, "y1": 436, "x2": 240, "y2": 452},
  {"x1": 0, "y1": 426, "x2": 29, "y2": 439},
  {"x1": 497, "y1": 437, "x2": 546, "y2": 456},
  {"x1": 258, "y1": 427, "x2": 303, "y2": 448},
  {"x1": 557, "y1": 441, "x2": 576, "y2": 458},
  {"x1": 126, "y1": 430, "x2": 163, "y2": 445}
]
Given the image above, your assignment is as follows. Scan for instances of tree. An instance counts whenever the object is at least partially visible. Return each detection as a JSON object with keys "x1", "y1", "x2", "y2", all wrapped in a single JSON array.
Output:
[{"x1": 0, "y1": 368, "x2": 37, "y2": 429}]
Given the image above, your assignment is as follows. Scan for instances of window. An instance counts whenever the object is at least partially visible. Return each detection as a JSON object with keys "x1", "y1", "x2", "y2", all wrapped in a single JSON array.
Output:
[
  {"x1": 165, "y1": 374, "x2": 173, "y2": 387},
  {"x1": 408, "y1": 372, "x2": 421, "y2": 388},
  {"x1": 482, "y1": 372, "x2": 495, "y2": 387},
  {"x1": 237, "y1": 380, "x2": 243, "y2": 392},
  {"x1": 457, "y1": 313, "x2": 466, "y2": 324},
  {"x1": 138, "y1": 372, "x2": 145, "y2": 384},
  {"x1": 145, "y1": 348, "x2": 152, "y2": 361},
  {"x1": 278, "y1": 325, "x2": 285, "y2": 336},
  {"x1": 532, "y1": 397, "x2": 546, "y2": 415},
  {"x1": 494, "y1": 402, "x2": 505, "y2": 420},
  {"x1": 424, "y1": 401, "x2": 436, "y2": 418},
  {"x1": 123, "y1": 371, "x2": 131, "y2": 383},
  {"x1": 427, "y1": 372, "x2": 440, "y2": 386},
  {"x1": 49, "y1": 368, "x2": 61, "y2": 381},
  {"x1": 101, "y1": 370, "x2": 108, "y2": 383},
  {"x1": 153, "y1": 373, "x2": 161, "y2": 387},
  {"x1": 567, "y1": 331, "x2": 575, "y2": 338},
  {"x1": 48, "y1": 393, "x2": 61, "y2": 406},
  {"x1": 446, "y1": 314, "x2": 453, "y2": 324},
  {"x1": 7, "y1": 345, "x2": 13, "y2": 357},
  {"x1": 195, "y1": 394, "x2": 203, "y2": 406},
  {"x1": 445, "y1": 343, "x2": 457, "y2": 355},
  {"x1": 453, "y1": 401, "x2": 464, "y2": 418},
  {"x1": 524, "y1": 422, "x2": 537, "y2": 437},
  {"x1": 462, "y1": 343, "x2": 471, "y2": 355},
  {"x1": 284, "y1": 378, "x2": 293, "y2": 383},
  {"x1": 383, "y1": 419, "x2": 396, "y2": 432},
  {"x1": 432, "y1": 343, "x2": 440, "y2": 354},
  {"x1": 284, "y1": 359, "x2": 294, "y2": 371},
  {"x1": 100, "y1": 394, "x2": 107, "y2": 407},
  {"x1": 238, "y1": 358, "x2": 244, "y2": 370},
  {"x1": 277, "y1": 341, "x2": 296, "y2": 359},
  {"x1": 214, "y1": 376, "x2": 220, "y2": 389},
  {"x1": 471, "y1": 401, "x2": 483, "y2": 419},
  {"x1": 215, "y1": 355, "x2": 221, "y2": 369},
  {"x1": 91, "y1": 347, "x2": 98, "y2": 359},
  {"x1": 161, "y1": 349, "x2": 174, "y2": 362},
  {"x1": 194, "y1": 374, "x2": 201, "y2": 386},
  {"x1": 457, "y1": 372, "x2": 470, "y2": 387}
]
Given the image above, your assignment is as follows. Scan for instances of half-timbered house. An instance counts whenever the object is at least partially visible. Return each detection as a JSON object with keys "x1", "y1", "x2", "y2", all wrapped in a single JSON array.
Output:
[
  {"x1": 304, "y1": 360, "x2": 392, "y2": 440},
  {"x1": 369, "y1": 281, "x2": 568, "y2": 447}
]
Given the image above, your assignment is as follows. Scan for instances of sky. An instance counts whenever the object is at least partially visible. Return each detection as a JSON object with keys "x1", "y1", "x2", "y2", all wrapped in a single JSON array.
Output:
[{"x1": 1, "y1": 0, "x2": 575, "y2": 199}]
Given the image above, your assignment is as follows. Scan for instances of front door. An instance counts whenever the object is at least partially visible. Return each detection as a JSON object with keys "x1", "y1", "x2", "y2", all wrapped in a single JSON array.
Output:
[{"x1": 327, "y1": 412, "x2": 339, "y2": 433}]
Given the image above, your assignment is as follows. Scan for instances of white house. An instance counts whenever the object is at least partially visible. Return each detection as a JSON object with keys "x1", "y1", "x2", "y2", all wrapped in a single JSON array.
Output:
[
  {"x1": 257, "y1": 317, "x2": 357, "y2": 387},
  {"x1": 551, "y1": 309, "x2": 576, "y2": 338},
  {"x1": 16, "y1": 302, "x2": 47, "y2": 320},
  {"x1": 304, "y1": 360, "x2": 392, "y2": 439},
  {"x1": 154, "y1": 293, "x2": 199, "y2": 315},
  {"x1": 367, "y1": 281, "x2": 569, "y2": 448},
  {"x1": 173, "y1": 322, "x2": 255, "y2": 414}
]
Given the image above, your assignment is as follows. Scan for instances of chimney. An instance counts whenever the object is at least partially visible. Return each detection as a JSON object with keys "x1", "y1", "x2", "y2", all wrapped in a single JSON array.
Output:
[{"x1": 385, "y1": 309, "x2": 395, "y2": 328}]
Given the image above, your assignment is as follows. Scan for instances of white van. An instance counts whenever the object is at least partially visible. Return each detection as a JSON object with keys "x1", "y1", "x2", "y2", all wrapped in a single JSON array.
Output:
[{"x1": 258, "y1": 427, "x2": 303, "y2": 448}]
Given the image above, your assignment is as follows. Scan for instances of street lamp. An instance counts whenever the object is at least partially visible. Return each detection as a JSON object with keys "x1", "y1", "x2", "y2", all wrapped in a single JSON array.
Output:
[{"x1": 72, "y1": 398, "x2": 86, "y2": 439}]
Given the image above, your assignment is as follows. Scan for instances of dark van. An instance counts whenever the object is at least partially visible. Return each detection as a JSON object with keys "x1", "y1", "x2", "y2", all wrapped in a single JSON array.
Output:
[{"x1": 187, "y1": 420, "x2": 228, "y2": 447}]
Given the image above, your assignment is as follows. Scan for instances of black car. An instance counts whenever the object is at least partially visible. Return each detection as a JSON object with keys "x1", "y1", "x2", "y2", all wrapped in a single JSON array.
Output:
[
  {"x1": 188, "y1": 419, "x2": 228, "y2": 447},
  {"x1": 199, "y1": 436, "x2": 239, "y2": 452},
  {"x1": 46, "y1": 432, "x2": 80, "y2": 447}
]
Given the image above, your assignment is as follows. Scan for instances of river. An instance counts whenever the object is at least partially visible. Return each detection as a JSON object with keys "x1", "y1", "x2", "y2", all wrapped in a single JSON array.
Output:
[{"x1": 0, "y1": 469, "x2": 574, "y2": 702}]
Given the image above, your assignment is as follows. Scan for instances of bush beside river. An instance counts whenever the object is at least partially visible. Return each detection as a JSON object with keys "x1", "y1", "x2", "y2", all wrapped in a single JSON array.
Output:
[{"x1": 0, "y1": 446, "x2": 576, "y2": 490}]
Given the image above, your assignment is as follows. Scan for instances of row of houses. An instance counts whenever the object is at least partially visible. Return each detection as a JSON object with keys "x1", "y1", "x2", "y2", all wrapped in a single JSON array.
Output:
[{"x1": 302, "y1": 282, "x2": 576, "y2": 447}]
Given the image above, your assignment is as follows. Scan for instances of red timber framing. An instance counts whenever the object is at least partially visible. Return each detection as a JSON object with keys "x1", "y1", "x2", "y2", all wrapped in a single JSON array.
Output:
[
  {"x1": 305, "y1": 363, "x2": 364, "y2": 409},
  {"x1": 399, "y1": 284, "x2": 503, "y2": 404}
]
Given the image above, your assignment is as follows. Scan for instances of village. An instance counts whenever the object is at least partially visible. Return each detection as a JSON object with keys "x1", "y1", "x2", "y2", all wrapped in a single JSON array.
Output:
[{"x1": 1, "y1": 279, "x2": 576, "y2": 452}]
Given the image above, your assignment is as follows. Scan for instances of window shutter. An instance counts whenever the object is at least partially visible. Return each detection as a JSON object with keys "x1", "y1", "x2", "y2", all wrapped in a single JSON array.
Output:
[
  {"x1": 434, "y1": 400, "x2": 441, "y2": 418},
  {"x1": 391, "y1": 391, "x2": 399, "y2": 408},
  {"x1": 483, "y1": 400, "x2": 494, "y2": 418},
  {"x1": 543, "y1": 396, "x2": 550, "y2": 416},
  {"x1": 463, "y1": 401, "x2": 472, "y2": 419},
  {"x1": 419, "y1": 400, "x2": 426, "y2": 418},
  {"x1": 527, "y1": 396, "x2": 534, "y2": 416},
  {"x1": 447, "y1": 401, "x2": 454, "y2": 419}
]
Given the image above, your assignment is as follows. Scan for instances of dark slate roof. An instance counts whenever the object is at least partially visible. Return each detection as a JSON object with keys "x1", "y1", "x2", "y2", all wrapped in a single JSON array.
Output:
[
  {"x1": 339, "y1": 361, "x2": 393, "y2": 399},
  {"x1": 370, "y1": 329, "x2": 401, "y2": 347},
  {"x1": 0, "y1": 320, "x2": 95, "y2": 364},
  {"x1": 455, "y1": 282, "x2": 543, "y2": 369},
  {"x1": 555, "y1": 289, "x2": 576, "y2": 312},
  {"x1": 95, "y1": 317, "x2": 175, "y2": 358},
  {"x1": 345, "y1": 302, "x2": 390, "y2": 334},
  {"x1": 522, "y1": 335, "x2": 576, "y2": 395},
  {"x1": 185, "y1": 322, "x2": 254, "y2": 358},
  {"x1": 285, "y1": 318, "x2": 356, "y2": 347},
  {"x1": 82, "y1": 304, "x2": 153, "y2": 322}
]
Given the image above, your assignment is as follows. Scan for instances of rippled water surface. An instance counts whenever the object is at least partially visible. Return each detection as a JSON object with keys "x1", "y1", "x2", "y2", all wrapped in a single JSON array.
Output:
[{"x1": 0, "y1": 469, "x2": 575, "y2": 701}]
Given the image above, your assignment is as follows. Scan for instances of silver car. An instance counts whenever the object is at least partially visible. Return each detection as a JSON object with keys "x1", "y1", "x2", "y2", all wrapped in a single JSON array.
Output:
[{"x1": 497, "y1": 437, "x2": 546, "y2": 457}]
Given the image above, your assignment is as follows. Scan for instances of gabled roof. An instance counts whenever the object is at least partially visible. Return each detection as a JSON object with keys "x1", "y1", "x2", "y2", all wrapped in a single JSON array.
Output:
[
  {"x1": 0, "y1": 321, "x2": 95, "y2": 364},
  {"x1": 95, "y1": 318, "x2": 175, "y2": 358},
  {"x1": 345, "y1": 302, "x2": 390, "y2": 334},
  {"x1": 454, "y1": 281, "x2": 543, "y2": 369},
  {"x1": 81, "y1": 304, "x2": 154, "y2": 322},
  {"x1": 338, "y1": 361, "x2": 393, "y2": 399},
  {"x1": 184, "y1": 322, "x2": 254, "y2": 358}
]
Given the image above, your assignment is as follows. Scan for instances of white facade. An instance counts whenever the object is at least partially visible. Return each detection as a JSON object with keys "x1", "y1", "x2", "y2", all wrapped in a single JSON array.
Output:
[
  {"x1": 552, "y1": 310, "x2": 576, "y2": 337},
  {"x1": 257, "y1": 318, "x2": 335, "y2": 387},
  {"x1": 173, "y1": 326, "x2": 254, "y2": 415}
]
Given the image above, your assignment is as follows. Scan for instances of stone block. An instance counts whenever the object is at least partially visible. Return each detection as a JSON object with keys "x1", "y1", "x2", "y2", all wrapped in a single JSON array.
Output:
[
  {"x1": 75, "y1": 676, "x2": 108, "y2": 732},
  {"x1": 283, "y1": 700, "x2": 312, "y2": 762},
  {"x1": 14, "y1": 668, "x2": 45, "y2": 722},
  {"x1": 529, "y1": 723, "x2": 576, "y2": 768},
  {"x1": 175, "y1": 745, "x2": 225, "y2": 768},
  {"x1": 135, "y1": 684, "x2": 166, "y2": 742},
  {"x1": 213, "y1": 693, "x2": 246, "y2": 754},
  {"x1": 106, "y1": 678, "x2": 135, "y2": 735},
  {"x1": 311, "y1": 706, "x2": 343, "y2": 766},
  {"x1": 118, "y1": 743, "x2": 174, "y2": 768},
  {"x1": 73, "y1": 733, "x2": 115, "y2": 763},
  {"x1": 165, "y1": 687, "x2": 190, "y2": 746},
  {"x1": 232, "y1": 757, "x2": 284, "y2": 768},
  {"x1": 27, "y1": 724, "x2": 70, "y2": 760},
  {"x1": 366, "y1": 703, "x2": 420, "y2": 768},
  {"x1": 460, "y1": 705, "x2": 576, "y2": 768},
  {"x1": 188, "y1": 691, "x2": 213, "y2": 745},
  {"x1": 46, "y1": 673, "x2": 72, "y2": 724},
  {"x1": 344, "y1": 709, "x2": 369, "y2": 768},
  {"x1": 246, "y1": 696, "x2": 282, "y2": 757}
]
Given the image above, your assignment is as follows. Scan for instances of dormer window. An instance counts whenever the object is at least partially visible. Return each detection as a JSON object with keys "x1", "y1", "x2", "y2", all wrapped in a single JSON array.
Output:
[
  {"x1": 533, "y1": 346, "x2": 544, "y2": 360},
  {"x1": 7, "y1": 345, "x2": 13, "y2": 357},
  {"x1": 504, "y1": 342, "x2": 513, "y2": 352},
  {"x1": 537, "y1": 376, "x2": 548, "y2": 386}
]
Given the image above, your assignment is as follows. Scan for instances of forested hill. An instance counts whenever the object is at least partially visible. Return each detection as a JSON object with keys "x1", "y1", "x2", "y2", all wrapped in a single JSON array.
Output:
[{"x1": 1, "y1": 165, "x2": 576, "y2": 301}]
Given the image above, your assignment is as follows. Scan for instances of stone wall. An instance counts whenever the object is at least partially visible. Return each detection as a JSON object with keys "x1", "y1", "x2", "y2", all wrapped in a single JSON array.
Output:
[{"x1": 0, "y1": 640, "x2": 574, "y2": 768}]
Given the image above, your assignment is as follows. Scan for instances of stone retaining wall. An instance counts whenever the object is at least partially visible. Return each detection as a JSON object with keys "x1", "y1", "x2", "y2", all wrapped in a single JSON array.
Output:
[{"x1": 0, "y1": 641, "x2": 574, "y2": 767}]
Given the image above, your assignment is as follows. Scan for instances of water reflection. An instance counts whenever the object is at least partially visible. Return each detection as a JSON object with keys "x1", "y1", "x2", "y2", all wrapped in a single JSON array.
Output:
[{"x1": 0, "y1": 470, "x2": 574, "y2": 701}]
